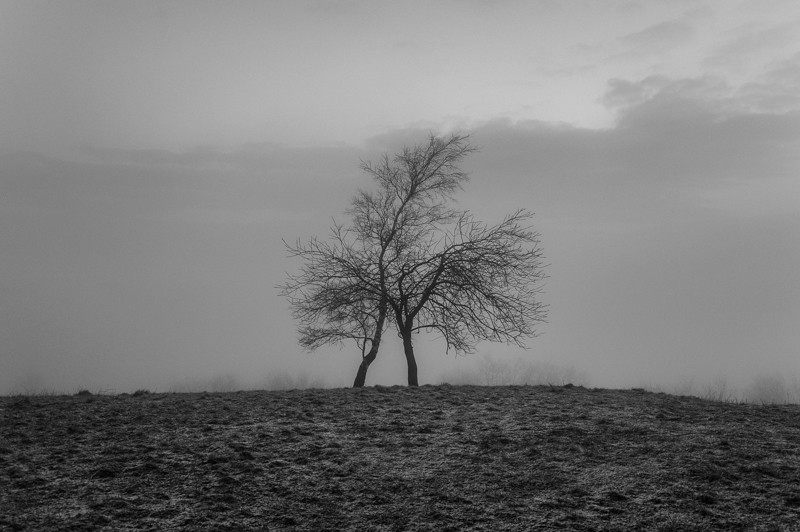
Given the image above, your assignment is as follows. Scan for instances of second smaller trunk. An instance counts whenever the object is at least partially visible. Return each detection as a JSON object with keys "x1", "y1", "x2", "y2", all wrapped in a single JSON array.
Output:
[
  {"x1": 352, "y1": 303, "x2": 387, "y2": 388},
  {"x1": 353, "y1": 348, "x2": 377, "y2": 388}
]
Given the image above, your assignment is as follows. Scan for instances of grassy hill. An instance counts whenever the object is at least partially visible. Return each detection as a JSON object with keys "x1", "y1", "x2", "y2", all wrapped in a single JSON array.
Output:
[{"x1": 2, "y1": 385, "x2": 799, "y2": 531}]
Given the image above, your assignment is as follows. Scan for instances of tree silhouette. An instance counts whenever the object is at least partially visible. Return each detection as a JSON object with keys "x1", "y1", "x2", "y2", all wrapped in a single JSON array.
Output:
[{"x1": 280, "y1": 133, "x2": 547, "y2": 386}]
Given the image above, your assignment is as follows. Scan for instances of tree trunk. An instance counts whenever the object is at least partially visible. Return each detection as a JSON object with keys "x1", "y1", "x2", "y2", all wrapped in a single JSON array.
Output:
[
  {"x1": 353, "y1": 347, "x2": 377, "y2": 388},
  {"x1": 401, "y1": 328, "x2": 419, "y2": 387},
  {"x1": 352, "y1": 303, "x2": 387, "y2": 388}
]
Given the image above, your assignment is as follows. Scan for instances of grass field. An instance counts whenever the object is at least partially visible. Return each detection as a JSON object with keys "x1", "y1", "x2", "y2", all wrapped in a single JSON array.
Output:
[{"x1": 2, "y1": 385, "x2": 800, "y2": 531}]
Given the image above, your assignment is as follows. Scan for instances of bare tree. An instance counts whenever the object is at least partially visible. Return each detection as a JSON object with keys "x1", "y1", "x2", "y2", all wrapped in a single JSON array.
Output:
[
  {"x1": 281, "y1": 133, "x2": 547, "y2": 387},
  {"x1": 281, "y1": 134, "x2": 474, "y2": 386}
]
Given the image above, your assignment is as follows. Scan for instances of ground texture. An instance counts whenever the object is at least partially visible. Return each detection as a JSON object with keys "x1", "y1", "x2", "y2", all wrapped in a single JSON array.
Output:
[{"x1": 2, "y1": 385, "x2": 800, "y2": 531}]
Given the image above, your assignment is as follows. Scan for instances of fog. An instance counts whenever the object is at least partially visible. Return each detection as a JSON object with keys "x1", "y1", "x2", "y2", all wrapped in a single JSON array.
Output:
[
  {"x1": 3, "y1": 99, "x2": 799, "y2": 398},
  {"x1": 2, "y1": 2, "x2": 799, "y2": 400}
]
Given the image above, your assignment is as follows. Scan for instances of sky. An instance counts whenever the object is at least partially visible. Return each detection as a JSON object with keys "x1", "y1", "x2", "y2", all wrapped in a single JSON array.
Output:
[{"x1": 1, "y1": 0, "x2": 799, "y2": 395}]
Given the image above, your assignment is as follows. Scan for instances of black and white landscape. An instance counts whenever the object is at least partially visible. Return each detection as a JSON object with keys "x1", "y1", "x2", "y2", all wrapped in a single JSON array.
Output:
[{"x1": 2, "y1": 3, "x2": 800, "y2": 529}]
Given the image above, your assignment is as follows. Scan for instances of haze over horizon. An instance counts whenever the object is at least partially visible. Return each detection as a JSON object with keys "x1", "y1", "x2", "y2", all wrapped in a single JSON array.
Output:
[{"x1": 2, "y1": 1, "x2": 799, "y2": 396}]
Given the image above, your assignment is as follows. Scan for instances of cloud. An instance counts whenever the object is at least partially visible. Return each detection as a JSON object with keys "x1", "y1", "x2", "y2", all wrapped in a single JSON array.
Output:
[
  {"x1": 598, "y1": 75, "x2": 800, "y2": 189},
  {"x1": 620, "y1": 19, "x2": 694, "y2": 51},
  {"x1": 705, "y1": 19, "x2": 800, "y2": 72},
  {"x1": 738, "y1": 52, "x2": 800, "y2": 113},
  {"x1": 472, "y1": 77, "x2": 799, "y2": 193},
  {"x1": 601, "y1": 75, "x2": 730, "y2": 110}
]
